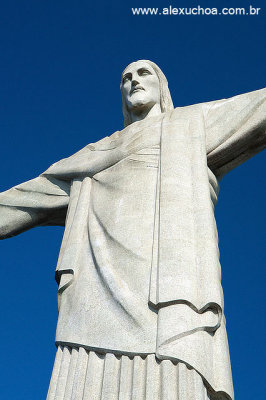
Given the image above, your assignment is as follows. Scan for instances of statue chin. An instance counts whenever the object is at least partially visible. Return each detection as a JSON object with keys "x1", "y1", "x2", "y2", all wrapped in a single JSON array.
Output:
[{"x1": 128, "y1": 99, "x2": 150, "y2": 111}]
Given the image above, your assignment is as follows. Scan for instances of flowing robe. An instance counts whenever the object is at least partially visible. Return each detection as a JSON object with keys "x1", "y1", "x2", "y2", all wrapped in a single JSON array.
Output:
[{"x1": 0, "y1": 88, "x2": 265, "y2": 400}]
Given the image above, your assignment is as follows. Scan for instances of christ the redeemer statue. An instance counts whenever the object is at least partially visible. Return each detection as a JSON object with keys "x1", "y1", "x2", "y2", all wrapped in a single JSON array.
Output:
[{"x1": 0, "y1": 60, "x2": 265, "y2": 400}]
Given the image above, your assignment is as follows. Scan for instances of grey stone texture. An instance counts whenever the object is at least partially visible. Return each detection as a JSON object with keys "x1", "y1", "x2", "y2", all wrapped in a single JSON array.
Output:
[{"x1": 0, "y1": 60, "x2": 265, "y2": 399}]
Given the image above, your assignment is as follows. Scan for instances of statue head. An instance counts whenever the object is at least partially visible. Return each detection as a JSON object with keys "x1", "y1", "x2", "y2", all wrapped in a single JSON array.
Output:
[{"x1": 120, "y1": 60, "x2": 174, "y2": 127}]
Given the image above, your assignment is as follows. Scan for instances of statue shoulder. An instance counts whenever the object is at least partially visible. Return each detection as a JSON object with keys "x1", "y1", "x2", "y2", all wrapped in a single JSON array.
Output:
[{"x1": 170, "y1": 103, "x2": 204, "y2": 120}]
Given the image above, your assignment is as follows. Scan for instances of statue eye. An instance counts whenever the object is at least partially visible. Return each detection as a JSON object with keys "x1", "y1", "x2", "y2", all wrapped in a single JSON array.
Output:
[
  {"x1": 122, "y1": 74, "x2": 131, "y2": 84},
  {"x1": 139, "y1": 69, "x2": 151, "y2": 76}
]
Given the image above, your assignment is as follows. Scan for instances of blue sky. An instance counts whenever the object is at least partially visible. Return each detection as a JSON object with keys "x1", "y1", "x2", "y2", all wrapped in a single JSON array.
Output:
[{"x1": 0, "y1": 1, "x2": 265, "y2": 398}]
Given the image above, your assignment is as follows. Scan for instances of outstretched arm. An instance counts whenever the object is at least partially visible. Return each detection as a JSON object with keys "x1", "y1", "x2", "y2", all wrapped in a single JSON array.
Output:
[
  {"x1": 0, "y1": 175, "x2": 70, "y2": 239},
  {"x1": 204, "y1": 87, "x2": 266, "y2": 179}
]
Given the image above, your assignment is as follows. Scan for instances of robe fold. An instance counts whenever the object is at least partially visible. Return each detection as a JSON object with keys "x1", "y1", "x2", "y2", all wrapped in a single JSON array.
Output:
[{"x1": 0, "y1": 88, "x2": 265, "y2": 400}]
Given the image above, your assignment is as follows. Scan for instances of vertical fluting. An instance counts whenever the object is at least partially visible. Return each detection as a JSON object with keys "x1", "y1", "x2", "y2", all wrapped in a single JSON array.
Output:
[
  {"x1": 131, "y1": 355, "x2": 147, "y2": 399},
  {"x1": 47, "y1": 345, "x2": 63, "y2": 400},
  {"x1": 178, "y1": 362, "x2": 189, "y2": 400},
  {"x1": 63, "y1": 347, "x2": 79, "y2": 400},
  {"x1": 100, "y1": 353, "x2": 121, "y2": 400},
  {"x1": 160, "y1": 359, "x2": 178, "y2": 400},
  {"x1": 145, "y1": 355, "x2": 160, "y2": 400},
  {"x1": 54, "y1": 346, "x2": 71, "y2": 399},
  {"x1": 83, "y1": 351, "x2": 105, "y2": 399},
  {"x1": 118, "y1": 355, "x2": 133, "y2": 400},
  {"x1": 47, "y1": 347, "x2": 213, "y2": 400},
  {"x1": 70, "y1": 347, "x2": 89, "y2": 399}
]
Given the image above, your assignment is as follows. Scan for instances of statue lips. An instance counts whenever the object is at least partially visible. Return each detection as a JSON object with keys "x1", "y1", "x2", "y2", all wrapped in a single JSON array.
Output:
[{"x1": 130, "y1": 85, "x2": 145, "y2": 95}]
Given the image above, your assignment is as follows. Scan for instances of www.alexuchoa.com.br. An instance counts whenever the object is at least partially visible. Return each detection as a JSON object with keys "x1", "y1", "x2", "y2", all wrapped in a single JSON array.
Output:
[{"x1": 131, "y1": 5, "x2": 261, "y2": 16}]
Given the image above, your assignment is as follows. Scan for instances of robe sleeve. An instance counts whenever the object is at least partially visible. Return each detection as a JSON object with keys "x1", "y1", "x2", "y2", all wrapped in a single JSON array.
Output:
[
  {"x1": 0, "y1": 175, "x2": 70, "y2": 239},
  {"x1": 204, "y1": 87, "x2": 266, "y2": 179}
]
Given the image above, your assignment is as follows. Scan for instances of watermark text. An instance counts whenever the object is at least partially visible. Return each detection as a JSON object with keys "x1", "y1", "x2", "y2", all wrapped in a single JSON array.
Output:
[{"x1": 131, "y1": 5, "x2": 261, "y2": 16}]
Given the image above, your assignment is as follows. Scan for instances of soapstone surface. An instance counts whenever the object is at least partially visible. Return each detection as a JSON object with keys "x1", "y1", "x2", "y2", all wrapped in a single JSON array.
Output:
[{"x1": 0, "y1": 60, "x2": 265, "y2": 400}]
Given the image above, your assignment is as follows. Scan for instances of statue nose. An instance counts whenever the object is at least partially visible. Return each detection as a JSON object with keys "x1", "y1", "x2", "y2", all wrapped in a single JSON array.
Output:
[{"x1": 132, "y1": 79, "x2": 139, "y2": 87}]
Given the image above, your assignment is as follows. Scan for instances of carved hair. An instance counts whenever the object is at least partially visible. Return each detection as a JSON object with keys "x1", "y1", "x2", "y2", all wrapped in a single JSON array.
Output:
[{"x1": 120, "y1": 60, "x2": 174, "y2": 127}]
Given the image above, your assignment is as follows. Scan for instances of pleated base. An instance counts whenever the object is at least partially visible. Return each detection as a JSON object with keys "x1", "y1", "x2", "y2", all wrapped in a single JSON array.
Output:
[{"x1": 47, "y1": 346, "x2": 212, "y2": 400}]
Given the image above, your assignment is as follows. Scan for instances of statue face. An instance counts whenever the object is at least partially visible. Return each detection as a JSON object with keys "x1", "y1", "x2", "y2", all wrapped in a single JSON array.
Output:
[{"x1": 121, "y1": 61, "x2": 161, "y2": 112}]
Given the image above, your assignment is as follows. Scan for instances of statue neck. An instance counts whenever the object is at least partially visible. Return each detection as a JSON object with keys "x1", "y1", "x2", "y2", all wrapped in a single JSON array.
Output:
[{"x1": 129, "y1": 103, "x2": 162, "y2": 124}]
